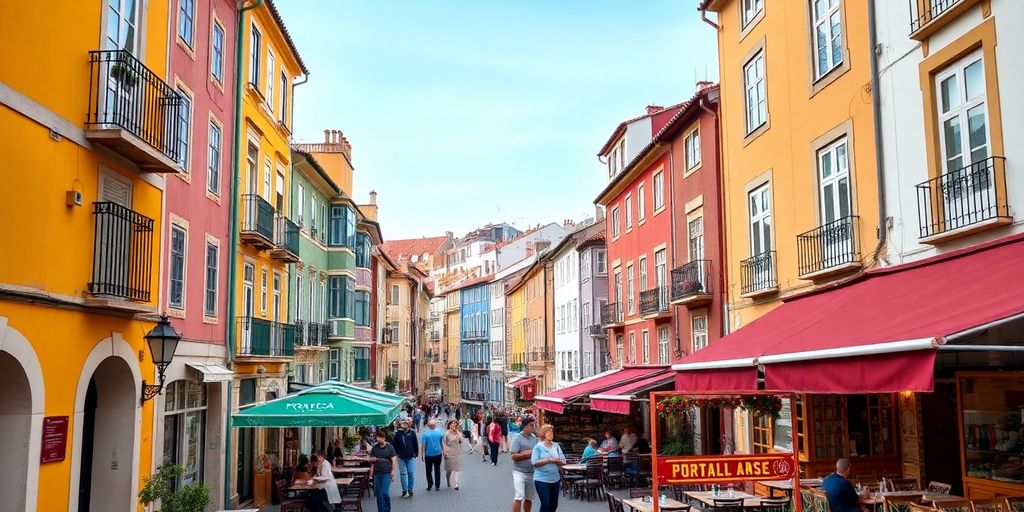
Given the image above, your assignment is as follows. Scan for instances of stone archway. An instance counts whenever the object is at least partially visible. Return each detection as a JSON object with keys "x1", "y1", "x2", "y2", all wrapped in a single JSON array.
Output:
[
  {"x1": 76, "y1": 356, "x2": 137, "y2": 512},
  {"x1": 0, "y1": 317, "x2": 45, "y2": 512}
]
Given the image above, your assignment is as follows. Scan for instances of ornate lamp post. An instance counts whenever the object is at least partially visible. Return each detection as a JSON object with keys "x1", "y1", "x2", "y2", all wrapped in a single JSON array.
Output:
[{"x1": 141, "y1": 315, "x2": 182, "y2": 403}]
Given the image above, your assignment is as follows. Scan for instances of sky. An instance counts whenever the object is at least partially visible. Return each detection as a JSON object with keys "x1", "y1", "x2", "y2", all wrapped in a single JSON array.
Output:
[{"x1": 275, "y1": 0, "x2": 719, "y2": 240}]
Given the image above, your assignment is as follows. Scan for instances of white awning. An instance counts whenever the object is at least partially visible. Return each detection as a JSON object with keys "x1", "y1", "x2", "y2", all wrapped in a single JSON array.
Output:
[{"x1": 187, "y1": 363, "x2": 233, "y2": 383}]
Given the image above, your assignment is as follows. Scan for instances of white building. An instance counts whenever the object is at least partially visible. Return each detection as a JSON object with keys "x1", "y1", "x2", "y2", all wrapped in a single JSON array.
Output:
[
  {"x1": 553, "y1": 239, "x2": 582, "y2": 388},
  {"x1": 875, "y1": 0, "x2": 1023, "y2": 264}
]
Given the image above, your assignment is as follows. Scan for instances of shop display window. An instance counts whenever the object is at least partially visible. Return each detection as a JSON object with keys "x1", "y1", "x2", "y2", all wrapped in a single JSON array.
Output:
[{"x1": 960, "y1": 374, "x2": 1024, "y2": 483}]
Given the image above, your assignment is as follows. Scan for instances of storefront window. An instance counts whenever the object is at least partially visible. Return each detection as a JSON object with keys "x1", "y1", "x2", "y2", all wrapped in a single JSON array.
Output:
[
  {"x1": 811, "y1": 395, "x2": 846, "y2": 459},
  {"x1": 163, "y1": 380, "x2": 207, "y2": 485},
  {"x1": 774, "y1": 399, "x2": 793, "y2": 452},
  {"x1": 752, "y1": 415, "x2": 772, "y2": 453},
  {"x1": 960, "y1": 373, "x2": 1024, "y2": 484}
]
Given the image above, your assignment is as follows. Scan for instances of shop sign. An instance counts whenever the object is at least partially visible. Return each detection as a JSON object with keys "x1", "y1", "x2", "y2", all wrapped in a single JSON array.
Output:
[
  {"x1": 41, "y1": 416, "x2": 69, "y2": 463},
  {"x1": 285, "y1": 402, "x2": 335, "y2": 412},
  {"x1": 656, "y1": 453, "x2": 795, "y2": 484}
]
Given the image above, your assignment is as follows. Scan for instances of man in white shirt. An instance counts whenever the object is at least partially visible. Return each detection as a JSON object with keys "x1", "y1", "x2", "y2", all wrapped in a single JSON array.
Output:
[{"x1": 619, "y1": 426, "x2": 638, "y2": 454}]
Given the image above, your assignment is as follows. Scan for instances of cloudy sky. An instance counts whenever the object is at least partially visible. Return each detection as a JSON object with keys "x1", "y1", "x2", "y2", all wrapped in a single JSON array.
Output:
[{"x1": 276, "y1": 0, "x2": 718, "y2": 240}]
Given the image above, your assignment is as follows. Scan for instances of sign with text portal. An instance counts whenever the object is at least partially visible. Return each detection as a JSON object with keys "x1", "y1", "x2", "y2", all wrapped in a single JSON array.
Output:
[{"x1": 656, "y1": 453, "x2": 796, "y2": 484}]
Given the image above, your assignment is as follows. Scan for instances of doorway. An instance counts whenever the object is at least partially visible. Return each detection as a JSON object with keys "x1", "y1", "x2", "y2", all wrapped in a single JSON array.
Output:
[
  {"x1": 236, "y1": 428, "x2": 254, "y2": 501},
  {"x1": 0, "y1": 352, "x2": 33, "y2": 510},
  {"x1": 77, "y1": 357, "x2": 136, "y2": 511},
  {"x1": 921, "y1": 381, "x2": 962, "y2": 495}
]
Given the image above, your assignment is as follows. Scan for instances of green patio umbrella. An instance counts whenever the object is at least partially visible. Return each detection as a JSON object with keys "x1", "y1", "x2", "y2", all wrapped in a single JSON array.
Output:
[{"x1": 232, "y1": 380, "x2": 405, "y2": 428}]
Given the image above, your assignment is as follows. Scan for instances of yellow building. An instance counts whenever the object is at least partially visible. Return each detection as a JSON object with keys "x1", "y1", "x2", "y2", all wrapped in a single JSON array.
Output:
[
  {"x1": 0, "y1": 0, "x2": 179, "y2": 510},
  {"x1": 379, "y1": 258, "x2": 428, "y2": 394},
  {"x1": 703, "y1": 0, "x2": 879, "y2": 328},
  {"x1": 443, "y1": 291, "x2": 461, "y2": 403},
  {"x1": 230, "y1": 0, "x2": 308, "y2": 504}
]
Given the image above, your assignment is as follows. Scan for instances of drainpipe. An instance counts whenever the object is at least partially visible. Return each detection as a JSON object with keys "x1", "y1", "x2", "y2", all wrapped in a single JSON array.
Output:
[
  {"x1": 290, "y1": 73, "x2": 308, "y2": 132},
  {"x1": 224, "y1": 1, "x2": 263, "y2": 508},
  {"x1": 666, "y1": 138, "x2": 683, "y2": 359},
  {"x1": 699, "y1": 6, "x2": 720, "y2": 30},
  {"x1": 868, "y1": 0, "x2": 888, "y2": 265},
  {"x1": 696, "y1": 95, "x2": 728, "y2": 338}
]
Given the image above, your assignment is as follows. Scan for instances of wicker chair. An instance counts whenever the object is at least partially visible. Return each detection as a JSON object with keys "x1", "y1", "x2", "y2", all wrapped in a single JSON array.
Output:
[
  {"x1": 927, "y1": 482, "x2": 953, "y2": 494},
  {"x1": 811, "y1": 488, "x2": 832, "y2": 512},
  {"x1": 933, "y1": 500, "x2": 972, "y2": 512},
  {"x1": 889, "y1": 479, "x2": 920, "y2": 491},
  {"x1": 1004, "y1": 497, "x2": 1024, "y2": 512},
  {"x1": 909, "y1": 502, "x2": 937, "y2": 512},
  {"x1": 971, "y1": 499, "x2": 1009, "y2": 512},
  {"x1": 799, "y1": 487, "x2": 817, "y2": 512},
  {"x1": 885, "y1": 497, "x2": 923, "y2": 512}
]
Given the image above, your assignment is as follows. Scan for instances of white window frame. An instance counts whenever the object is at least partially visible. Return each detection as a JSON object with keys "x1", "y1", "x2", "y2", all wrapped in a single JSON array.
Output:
[
  {"x1": 178, "y1": 0, "x2": 195, "y2": 48},
  {"x1": 176, "y1": 86, "x2": 192, "y2": 172},
  {"x1": 169, "y1": 224, "x2": 187, "y2": 310},
  {"x1": 744, "y1": 51, "x2": 767, "y2": 134},
  {"x1": 692, "y1": 315, "x2": 708, "y2": 351},
  {"x1": 817, "y1": 138, "x2": 852, "y2": 225},
  {"x1": 260, "y1": 268, "x2": 268, "y2": 315},
  {"x1": 658, "y1": 326, "x2": 670, "y2": 364},
  {"x1": 741, "y1": 0, "x2": 764, "y2": 28},
  {"x1": 616, "y1": 334, "x2": 624, "y2": 368},
  {"x1": 279, "y1": 71, "x2": 288, "y2": 124},
  {"x1": 629, "y1": 331, "x2": 636, "y2": 364},
  {"x1": 207, "y1": 120, "x2": 222, "y2": 196},
  {"x1": 211, "y1": 21, "x2": 225, "y2": 82},
  {"x1": 266, "y1": 49, "x2": 275, "y2": 108},
  {"x1": 638, "y1": 256, "x2": 648, "y2": 292},
  {"x1": 642, "y1": 330, "x2": 650, "y2": 364},
  {"x1": 626, "y1": 264, "x2": 635, "y2": 315},
  {"x1": 749, "y1": 183, "x2": 773, "y2": 256},
  {"x1": 390, "y1": 284, "x2": 400, "y2": 305},
  {"x1": 204, "y1": 240, "x2": 219, "y2": 318},
  {"x1": 625, "y1": 194, "x2": 633, "y2": 229},
  {"x1": 935, "y1": 50, "x2": 989, "y2": 174},
  {"x1": 812, "y1": 0, "x2": 844, "y2": 79},
  {"x1": 249, "y1": 23, "x2": 261, "y2": 87},
  {"x1": 596, "y1": 250, "x2": 607, "y2": 275},
  {"x1": 637, "y1": 183, "x2": 646, "y2": 221},
  {"x1": 653, "y1": 171, "x2": 665, "y2": 211},
  {"x1": 611, "y1": 207, "x2": 621, "y2": 238},
  {"x1": 685, "y1": 128, "x2": 701, "y2": 170}
]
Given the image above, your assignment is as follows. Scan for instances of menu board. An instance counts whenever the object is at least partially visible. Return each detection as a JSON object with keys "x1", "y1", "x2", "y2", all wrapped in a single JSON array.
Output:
[{"x1": 41, "y1": 416, "x2": 69, "y2": 463}]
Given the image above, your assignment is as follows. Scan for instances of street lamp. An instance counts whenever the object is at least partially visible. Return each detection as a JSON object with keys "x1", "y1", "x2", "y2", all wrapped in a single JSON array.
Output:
[{"x1": 141, "y1": 315, "x2": 182, "y2": 403}]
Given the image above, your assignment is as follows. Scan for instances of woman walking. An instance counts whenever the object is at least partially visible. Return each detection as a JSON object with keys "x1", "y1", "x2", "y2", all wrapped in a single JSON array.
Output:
[
  {"x1": 443, "y1": 419, "x2": 464, "y2": 490},
  {"x1": 531, "y1": 424, "x2": 565, "y2": 512}
]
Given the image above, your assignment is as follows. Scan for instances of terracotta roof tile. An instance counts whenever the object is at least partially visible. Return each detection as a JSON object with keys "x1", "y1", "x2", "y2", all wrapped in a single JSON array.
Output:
[{"x1": 380, "y1": 236, "x2": 449, "y2": 263}]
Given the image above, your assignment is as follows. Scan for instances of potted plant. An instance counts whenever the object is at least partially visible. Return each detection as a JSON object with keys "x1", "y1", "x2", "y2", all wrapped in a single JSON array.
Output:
[
  {"x1": 383, "y1": 376, "x2": 398, "y2": 392},
  {"x1": 109, "y1": 58, "x2": 141, "y2": 89},
  {"x1": 681, "y1": 279, "x2": 704, "y2": 295},
  {"x1": 138, "y1": 464, "x2": 211, "y2": 512}
]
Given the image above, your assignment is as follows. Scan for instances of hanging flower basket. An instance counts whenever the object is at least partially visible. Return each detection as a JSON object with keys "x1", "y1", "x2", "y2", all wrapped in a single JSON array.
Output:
[{"x1": 657, "y1": 395, "x2": 783, "y2": 421}]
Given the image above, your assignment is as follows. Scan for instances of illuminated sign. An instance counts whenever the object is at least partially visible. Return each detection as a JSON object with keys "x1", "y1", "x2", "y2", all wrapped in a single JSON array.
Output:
[{"x1": 656, "y1": 453, "x2": 795, "y2": 484}]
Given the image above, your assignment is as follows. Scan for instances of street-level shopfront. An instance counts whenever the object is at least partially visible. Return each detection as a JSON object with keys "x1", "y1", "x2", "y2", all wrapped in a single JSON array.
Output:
[{"x1": 672, "y1": 234, "x2": 1024, "y2": 498}]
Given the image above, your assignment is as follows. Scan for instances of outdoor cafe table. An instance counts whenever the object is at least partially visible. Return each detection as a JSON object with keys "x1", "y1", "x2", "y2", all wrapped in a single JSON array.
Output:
[
  {"x1": 763, "y1": 478, "x2": 823, "y2": 496},
  {"x1": 684, "y1": 490, "x2": 762, "y2": 508},
  {"x1": 562, "y1": 463, "x2": 587, "y2": 472},
  {"x1": 862, "y1": 491, "x2": 966, "y2": 507},
  {"x1": 289, "y1": 477, "x2": 354, "y2": 492},
  {"x1": 332, "y1": 465, "x2": 370, "y2": 475},
  {"x1": 623, "y1": 497, "x2": 692, "y2": 512}
]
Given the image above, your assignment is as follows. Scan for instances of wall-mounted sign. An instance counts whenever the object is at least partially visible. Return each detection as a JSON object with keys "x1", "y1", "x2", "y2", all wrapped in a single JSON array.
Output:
[
  {"x1": 656, "y1": 453, "x2": 795, "y2": 484},
  {"x1": 41, "y1": 416, "x2": 69, "y2": 463}
]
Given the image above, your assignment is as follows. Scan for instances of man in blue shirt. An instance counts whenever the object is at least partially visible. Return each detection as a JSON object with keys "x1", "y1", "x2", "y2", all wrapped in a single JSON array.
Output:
[
  {"x1": 393, "y1": 419, "x2": 419, "y2": 498},
  {"x1": 420, "y1": 419, "x2": 445, "y2": 491},
  {"x1": 821, "y1": 459, "x2": 868, "y2": 512}
]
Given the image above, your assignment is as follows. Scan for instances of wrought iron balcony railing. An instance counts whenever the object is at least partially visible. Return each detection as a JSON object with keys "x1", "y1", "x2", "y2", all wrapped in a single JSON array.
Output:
[
  {"x1": 589, "y1": 324, "x2": 606, "y2": 336},
  {"x1": 600, "y1": 302, "x2": 622, "y2": 326},
  {"x1": 240, "y1": 194, "x2": 275, "y2": 247},
  {"x1": 444, "y1": 367, "x2": 460, "y2": 377},
  {"x1": 740, "y1": 251, "x2": 778, "y2": 296},
  {"x1": 89, "y1": 202, "x2": 154, "y2": 302},
  {"x1": 86, "y1": 49, "x2": 183, "y2": 171},
  {"x1": 670, "y1": 260, "x2": 712, "y2": 304},
  {"x1": 237, "y1": 317, "x2": 295, "y2": 357},
  {"x1": 271, "y1": 215, "x2": 300, "y2": 262},
  {"x1": 909, "y1": 0, "x2": 961, "y2": 34},
  {"x1": 429, "y1": 330, "x2": 441, "y2": 341},
  {"x1": 916, "y1": 156, "x2": 1009, "y2": 240},
  {"x1": 305, "y1": 322, "x2": 327, "y2": 347},
  {"x1": 528, "y1": 350, "x2": 552, "y2": 362},
  {"x1": 639, "y1": 287, "x2": 669, "y2": 316},
  {"x1": 294, "y1": 319, "x2": 306, "y2": 346},
  {"x1": 797, "y1": 216, "x2": 861, "y2": 277}
]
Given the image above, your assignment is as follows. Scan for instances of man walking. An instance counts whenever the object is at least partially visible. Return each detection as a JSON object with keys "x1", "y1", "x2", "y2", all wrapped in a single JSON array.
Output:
[
  {"x1": 393, "y1": 419, "x2": 419, "y2": 498},
  {"x1": 420, "y1": 419, "x2": 444, "y2": 491},
  {"x1": 369, "y1": 430, "x2": 397, "y2": 512},
  {"x1": 510, "y1": 418, "x2": 538, "y2": 512}
]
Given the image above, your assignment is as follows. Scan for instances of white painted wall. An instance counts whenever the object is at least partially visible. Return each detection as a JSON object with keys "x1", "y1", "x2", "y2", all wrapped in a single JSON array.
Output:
[
  {"x1": 875, "y1": 0, "x2": 1024, "y2": 264},
  {"x1": 495, "y1": 223, "x2": 570, "y2": 270},
  {"x1": 624, "y1": 116, "x2": 654, "y2": 165},
  {"x1": 489, "y1": 281, "x2": 505, "y2": 371},
  {"x1": 553, "y1": 244, "x2": 581, "y2": 388}
]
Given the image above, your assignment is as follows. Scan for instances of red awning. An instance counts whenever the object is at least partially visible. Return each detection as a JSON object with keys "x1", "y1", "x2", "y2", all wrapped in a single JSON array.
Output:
[
  {"x1": 506, "y1": 376, "x2": 535, "y2": 388},
  {"x1": 673, "y1": 233, "x2": 1024, "y2": 394},
  {"x1": 535, "y1": 366, "x2": 669, "y2": 414},
  {"x1": 589, "y1": 369, "x2": 675, "y2": 414},
  {"x1": 507, "y1": 376, "x2": 537, "y2": 401}
]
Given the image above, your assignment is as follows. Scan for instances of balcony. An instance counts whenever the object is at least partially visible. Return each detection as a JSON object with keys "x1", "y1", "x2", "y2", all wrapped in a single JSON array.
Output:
[
  {"x1": 908, "y1": 0, "x2": 979, "y2": 40},
  {"x1": 740, "y1": 251, "x2": 778, "y2": 298},
  {"x1": 588, "y1": 324, "x2": 607, "y2": 337},
  {"x1": 295, "y1": 321, "x2": 328, "y2": 350},
  {"x1": 429, "y1": 330, "x2": 441, "y2": 341},
  {"x1": 601, "y1": 302, "x2": 623, "y2": 326},
  {"x1": 270, "y1": 215, "x2": 300, "y2": 262},
  {"x1": 797, "y1": 216, "x2": 862, "y2": 280},
  {"x1": 237, "y1": 317, "x2": 295, "y2": 358},
  {"x1": 444, "y1": 367, "x2": 460, "y2": 377},
  {"x1": 240, "y1": 194, "x2": 275, "y2": 249},
  {"x1": 85, "y1": 202, "x2": 156, "y2": 313},
  {"x1": 85, "y1": 49, "x2": 183, "y2": 173},
  {"x1": 917, "y1": 157, "x2": 1010, "y2": 244},
  {"x1": 639, "y1": 287, "x2": 670, "y2": 319},
  {"x1": 670, "y1": 260, "x2": 712, "y2": 307},
  {"x1": 528, "y1": 350, "x2": 552, "y2": 362}
]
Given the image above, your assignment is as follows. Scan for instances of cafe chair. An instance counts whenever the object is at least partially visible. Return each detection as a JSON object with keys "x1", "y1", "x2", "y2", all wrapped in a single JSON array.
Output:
[
  {"x1": 759, "y1": 498, "x2": 791, "y2": 512},
  {"x1": 927, "y1": 482, "x2": 953, "y2": 495},
  {"x1": 336, "y1": 475, "x2": 368, "y2": 512},
  {"x1": 799, "y1": 487, "x2": 817, "y2": 512},
  {"x1": 711, "y1": 498, "x2": 746, "y2": 512},
  {"x1": 562, "y1": 465, "x2": 584, "y2": 498},
  {"x1": 971, "y1": 500, "x2": 1009, "y2": 512},
  {"x1": 275, "y1": 479, "x2": 305, "y2": 512},
  {"x1": 884, "y1": 497, "x2": 924, "y2": 512},
  {"x1": 580, "y1": 462, "x2": 607, "y2": 501},
  {"x1": 607, "y1": 456, "x2": 628, "y2": 488},
  {"x1": 933, "y1": 500, "x2": 972, "y2": 512},
  {"x1": 606, "y1": 487, "x2": 619, "y2": 512},
  {"x1": 636, "y1": 456, "x2": 653, "y2": 487},
  {"x1": 1004, "y1": 497, "x2": 1024, "y2": 512},
  {"x1": 630, "y1": 487, "x2": 654, "y2": 499},
  {"x1": 908, "y1": 503, "x2": 937, "y2": 512},
  {"x1": 889, "y1": 479, "x2": 920, "y2": 492},
  {"x1": 610, "y1": 493, "x2": 627, "y2": 512},
  {"x1": 811, "y1": 488, "x2": 832, "y2": 512}
]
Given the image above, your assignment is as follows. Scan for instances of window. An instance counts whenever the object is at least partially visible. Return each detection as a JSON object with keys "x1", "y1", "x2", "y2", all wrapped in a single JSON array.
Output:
[
  {"x1": 162, "y1": 381, "x2": 207, "y2": 486},
  {"x1": 658, "y1": 326, "x2": 670, "y2": 363},
  {"x1": 638, "y1": 184, "x2": 646, "y2": 221},
  {"x1": 741, "y1": 0, "x2": 763, "y2": 27},
  {"x1": 625, "y1": 194, "x2": 633, "y2": 229},
  {"x1": 615, "y1": 334, "x2": 624, "y2": 367},
  {"x1": 296, "y1": 184, "x2": 305, "y2": 226},
  {"x1": 178, "y1": 0, "x2": 195, "y2": 48},
  {"x1": 653, "y1": 171, "x2": 665, "y2": 210},
  {"x1": 626, "y1": 264, "x2": 635, "y2": 315},
  {"x1": 638, "y1": 256, "x2": 648, "y2": 291},
  {"x1": 641, "y1": 330, "x2": 650, "y2": 364},
  {"x1": 388, "y1": 321, "x2": 399, "y2": 344},
  {"x1": 817, "y1": 138, "x2": 851, "y2": 224},
  {"x1": 689, "y1": 218, "x2": 705, "y2": 262},
  {"x1": 628, "y1": 332, "x2": 636, "y2": 363},
  {"x1": 749, "y1": 183, "x2": 772, "y2": 256},
  {"x1": 354, "y1": 347, "x2": 370, "y2": 381},
  {"x1": 211, "y1": 22, "x2": 225, "y2": 82},
  {"x1": 685, "y1": 129, "x2": 701, "y2": 169},
  {"x1": 207, "y1": 121, "x2": 221, "y2": 195},
  {"x1": 614, "y1": 269, "x2": 623, "y2": 320},
  {"x1": 272, "y1": 273, "x2": 281, "y2": 322},
  {"x1": 355, "y1": 233, "x2": 371, "y2": 268},
  {"x1": 204, "y1": 242, "x2": 218, "y2": 317},
  {"x1": 329, "y1": 206, "x2": 356, "y2": 247},
  {"x1": 692, "y1": 315, "x2": 708, "y2": 351},
  {"x1": 354, "y1": 291, "x2": 370, "y2": 326},
  {"x1": 390, "y1": 284, "x2": 400, "y2": 305},
  {"x1": 329, "y1": 276, "x2": 353, "y2": 318},
  {"x1": 262, "y1": 158, "x2": 271, "y2": 199},
  {"x1": 245, "y1": 142, "x2": 258, "y2": 194},
  {"x1": 176, "y1": 87, "x2": 191, "y2": 171},
  {"x1": 752, "y1": 415, "x2": 772, "y2": 453},
  {"x1": 329, "y1": 349, "x2": 340, "y2": 380},
  {"x1": 936, "y1": 51, "x2": 988, "y2": 174},
  {"x1": 169, "y1": 225, "x2": 186, "y2": 309},
  {"x1": 265, "y1": 50, "x2": 275, "y2": 107},
  {"x1": 596, "y1": 250, "x2": 607, "y2": 275},
  {"x1": 279, "y1": 72, "x2": 288, "y2": 124},
  {"x1": 611, "y1": 207, "x2": 620, "y2": 238},
  {"x1": 744, "y1": 52, "x2": 767, "y2": 133},
  {"x1": 249, "y1": 24, "x2": 261, "y2": 87},
  {"x1": 813, "y1": 0, "x2": 843, "y2": 79},
  {"x1": 260, "y1": 268, "x2": 267, "y2": 315}
]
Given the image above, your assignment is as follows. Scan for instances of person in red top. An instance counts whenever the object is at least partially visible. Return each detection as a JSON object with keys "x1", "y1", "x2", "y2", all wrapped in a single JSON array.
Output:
[{"x1": 487, "y1": 418, "x2": 502, "y2": 466}]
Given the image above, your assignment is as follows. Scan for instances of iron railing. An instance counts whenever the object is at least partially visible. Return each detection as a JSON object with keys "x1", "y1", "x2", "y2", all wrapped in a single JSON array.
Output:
[
  {"x1": 909, "y1": 0, "x2": 961, "y2": 33},
  {"x1": 670, "y1": 260, "x2": 711, "y2": 301},
  {"x1": 639, "y1": 287, "x2": 669, "y2": 316},
  {"x1": 916, "y1": 156, "x2": 1009, "y2": 239},
  {"x1": 589, "y1": 324, "x2": 606, "y2": 336},
  {"x1": 529, "y1": 350, "x2": 552, "y2": 362},
  {"x1": 86, "y1": 49, "x2": 182, "y2": 161},
  {"x1": 601, "y1": 302, "x2": 622, "y2": 325},
  {"x1": 740, "y1": 251, "x2": 777, "y2": 295},
  {"x1": 797, "y1": 216, "x2": 860, "y2": 276},
  {"x1": 444, "y1": 367, "x2": 460, "y2": 377},
  {"x1": 294, "y1": 320, "x2": 306, "y2": 346},
  {"x1": 89, "y1": 202, "x2": 154, "y2": 302},
  {"x1": 306, "y1": 322, "x2": 327, "y2": 347},
  {"x1": 237, "y1": 317, "x2": 295, "y2": 357},
  {"x1": 429, "y1": 330, "x2": 441, "y2": 341},
  {"x1": 241, "y1": 194, "x2": 275, "y2": 241},
  {"x1": 275, "y1": 215, "x2": 300, "y2": 256}
]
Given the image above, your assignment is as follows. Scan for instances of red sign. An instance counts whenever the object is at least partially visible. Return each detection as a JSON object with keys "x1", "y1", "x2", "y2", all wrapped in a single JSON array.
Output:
[
  {"x1": 41, "y1": 416, "x2": 69, "y2": 463},
  {"x1": 657, "y1": 453, "x2": 796, "y2": 484},
  {"x1": 520, "y1": 381, "x2": 536, "y2": 401}
]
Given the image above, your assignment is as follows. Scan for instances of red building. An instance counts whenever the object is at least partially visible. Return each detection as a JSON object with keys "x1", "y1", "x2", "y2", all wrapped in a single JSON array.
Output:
[
  {"x1": 595, "y1": 83, "x2": 722, "y2": 368},
  {"x1": 158, "y1": 0, "x2": 238, "y2": 500}
]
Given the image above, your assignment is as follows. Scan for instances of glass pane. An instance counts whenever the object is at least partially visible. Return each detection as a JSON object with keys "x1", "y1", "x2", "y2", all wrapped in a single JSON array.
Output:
[
  {"x1": 940, "y1": 75, "x2": 959, "y2": 113},
  {"x1": 816, "y1": 25, "x2": 828, "y2": 74},
  {"x1": 823, "y1": 184, "x2": 836, "y2": 223},
  {"x1": 967, "y1": 104, "x2": 988, "y2": 162},
  {"x1": 814, "y1": 0, "x2": 825, "y2": 19},
  {"x1": 943, "y1": 118, "x2": 963, "y2": 172},
  {"x1": 830, "y1": 13, "x2": 843, "y2": 65},
  {"x1": 762, "y1": 222, "x2": 772, "y2": 252},
  {"x1": 163, "y1": 415, "x2": 179, "y2": 465},
  {"x1": 964, "y1": 59, "x2": 984, "y2": 100},
  {"x1": 820, "y1": 151, "x2": 832, "y2": 179},
  {"x1": 750, "y1": 194, "x2": 759, "y2": 215},
  {"x1": 838, "y1": 178, "x2": 850, "y2": 218},
  {"x1": 761, "y1": 188, "x2": 771, "y2": 211},
  {"x1": 751, "y1": 221, "x2": 763, "y2": 254}
]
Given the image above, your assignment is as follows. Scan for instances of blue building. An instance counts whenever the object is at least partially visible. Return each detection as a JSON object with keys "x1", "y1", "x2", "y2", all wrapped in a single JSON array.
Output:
[{"x1": 459, "y1": 280, "x2": 491, "y2": 410}]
